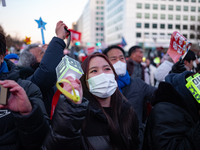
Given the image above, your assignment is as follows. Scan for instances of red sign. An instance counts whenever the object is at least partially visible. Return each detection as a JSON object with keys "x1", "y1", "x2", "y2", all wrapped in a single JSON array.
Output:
[
  {"x1": 87, "y1": 47, "x2": 95, "y2": 55},
  {"x1": 82, "y1": 56, "x2": 87, "y2": 62},
  {"x1": 167, "y1": 31, "x2": 187, "y2": 63},
  {"x1": 68, "y1": 29, "x2": 81, "y2": 41}
]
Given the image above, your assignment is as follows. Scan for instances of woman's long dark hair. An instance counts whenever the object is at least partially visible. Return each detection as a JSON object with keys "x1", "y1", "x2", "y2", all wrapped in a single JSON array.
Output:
[{"x1": 80, "y1": 53, "x2": 139, "y2": 150}]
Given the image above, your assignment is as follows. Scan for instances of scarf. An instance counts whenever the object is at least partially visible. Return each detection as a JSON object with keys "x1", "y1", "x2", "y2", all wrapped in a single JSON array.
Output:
[
  {"x1": 117, "y1": 71, "x2": 131, "y2": 93},
  {"x1": 0, "y1": 61, "x2": 9, "y2": 76}
]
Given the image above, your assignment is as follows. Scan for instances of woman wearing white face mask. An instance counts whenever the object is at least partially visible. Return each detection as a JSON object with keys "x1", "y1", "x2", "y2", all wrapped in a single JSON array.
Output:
[{"x1": 42, "y1": 53, "x2": 139, "y2": 150}]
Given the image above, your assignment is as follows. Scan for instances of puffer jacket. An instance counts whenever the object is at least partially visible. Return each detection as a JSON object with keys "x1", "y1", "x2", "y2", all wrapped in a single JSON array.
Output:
[
  {"x1": 19, "y1": 37, "x2": 66, "y2": 116},
  {"x1": 42, "y1": 95, "x2": 139, "y2": 150},
  {"x1": 143, "y1": 71, "x2": 200, "y2": 150},
  {"x1": 0, "y1": 59, "x2": 49, "y2": 150}
]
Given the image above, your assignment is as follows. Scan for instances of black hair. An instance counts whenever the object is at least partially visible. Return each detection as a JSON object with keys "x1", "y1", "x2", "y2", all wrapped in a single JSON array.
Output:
[
  {"x1": 0, "y1": 33, "x2": 6, "y2": 56},
  {"x1": 128, "y1": 45, "x2": 142, "y2": 57},
  {"x1": 103, "y1": 45, "x2": 125, "y2": 56},
  {"x1": 81, "y1": 53, "x2": 139, "y2": 149},
  {"x1": 183, "y1": 50, "x2": 196, "y2": 62}
]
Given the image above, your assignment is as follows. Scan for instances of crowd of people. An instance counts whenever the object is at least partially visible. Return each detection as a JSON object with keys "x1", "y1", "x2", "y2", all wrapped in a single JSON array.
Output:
[{"x1": 0, "y1": 21, "x2": 200, "y2": 150}]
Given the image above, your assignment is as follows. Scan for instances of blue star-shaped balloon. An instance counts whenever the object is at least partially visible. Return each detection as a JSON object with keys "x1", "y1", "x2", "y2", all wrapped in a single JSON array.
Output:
[{"x1": 35, "y1": 17, "x2": 47, "y2": 30}]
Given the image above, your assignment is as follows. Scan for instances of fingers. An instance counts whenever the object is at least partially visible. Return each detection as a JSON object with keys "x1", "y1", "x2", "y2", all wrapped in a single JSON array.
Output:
[
  {"x1": 0, "y1": 105, "x2": 8, "y2": 109},
  {"x1": 75, "y1": 79, "x2": 82, "y2": 89},
  {"x1": 64, "y1": 77, "x2": 80, "y2": 87},
  {"x1": 63, "y1": 77, "x2": 81, "y2": 92},
  {"x1": 0, "y1": 80, "x2": 18, "y2": 88},
  {"x1": 57, "y1": 21, "x2": 67, "y2": 30},
  {"x1": 64, "y1": 25, "x2": 68, "y2": 30},
  {"x1": 0, "y1": 80, "x2": 19, "y2": 90},
  {"x1": 56, "y1": 21, "x2": 68, "y2": 40},
  {"x1": 56, "y1": 21, "x2": 63, "y2": 26},
  {"x1": 0, "y1": 80, "x2": 24, "y2": 95}
]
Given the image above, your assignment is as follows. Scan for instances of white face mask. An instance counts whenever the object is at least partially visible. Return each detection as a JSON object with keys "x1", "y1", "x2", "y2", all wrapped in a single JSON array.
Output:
[
  {"x1": 113, "y1": 61, "x2": 127, "y2": 76},
  {"x1": 87, "y1": 73, "x2": 118, "y2": 98}
]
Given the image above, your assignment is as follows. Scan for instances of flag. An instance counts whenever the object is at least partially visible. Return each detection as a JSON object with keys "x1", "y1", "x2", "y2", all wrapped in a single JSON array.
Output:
[
  {"x1": 121, "y1": 37, "x2": 127, "y2": 47},
  {"x1": 2, "y1": 0, "x2": 6, "y2": 6},
  {"x1": 68, "y1": 29, "x2": 81, "y2": 41}
]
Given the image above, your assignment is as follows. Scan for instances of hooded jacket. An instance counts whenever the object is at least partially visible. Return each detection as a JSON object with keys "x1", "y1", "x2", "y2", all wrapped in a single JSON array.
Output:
[
  {"x1": 143, "y1": 71, "x2": 200, "y2": 150},
  {"x1": 0, "y1": 59, "x2": 49, "y2": 150},
  {"x1": 42, "y1": 95, "x2": 139, "y2": 150}
]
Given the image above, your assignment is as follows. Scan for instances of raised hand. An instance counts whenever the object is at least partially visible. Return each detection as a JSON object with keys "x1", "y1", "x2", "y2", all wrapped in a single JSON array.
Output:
[
  {"x1": 62, "y1": 76, "x2": 83, "y2": 104},
  {"x1": 0, "y1": 80, "x2": 32, "y2": 115},
  {"x1": 55, "y1": 21, "x2": 69, "y2": 40},
  {"x1": 170, "y1": 59, "x2": 186, "y2": 74}
]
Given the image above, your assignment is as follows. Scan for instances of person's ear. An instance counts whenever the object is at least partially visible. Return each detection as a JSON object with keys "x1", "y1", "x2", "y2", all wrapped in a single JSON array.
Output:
[
  {"x1": 130, "y1": 52, "x2": 134, "y2": 59},
  {"x1": 0, "y1": 55, "x2": 4, "y2": 63},
  {"x1": 184, "y1": 60, "x2": 187, "y2": 65}
]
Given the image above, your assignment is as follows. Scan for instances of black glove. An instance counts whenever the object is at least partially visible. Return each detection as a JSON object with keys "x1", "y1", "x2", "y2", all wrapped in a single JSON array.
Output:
[{"x1": 170, "y1": 59, "x2": 186, "y2": 74}]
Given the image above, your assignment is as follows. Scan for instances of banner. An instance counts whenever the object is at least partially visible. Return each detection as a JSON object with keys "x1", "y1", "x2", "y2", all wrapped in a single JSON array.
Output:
[
  {"x1": 87, "y1": 47, "x2": 95, "y2": 55},
  {"x1": 68, "y1": 29, "x2": 81, "y2": 41},
  {"x1": 167, "y1": 31, "x2": 191, "y2": 63}
]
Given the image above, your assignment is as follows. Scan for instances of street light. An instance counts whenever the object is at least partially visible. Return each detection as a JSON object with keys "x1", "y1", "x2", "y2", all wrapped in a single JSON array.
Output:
[{"x1": 96, "y1": 42, "x2": 101, "y2": 46}]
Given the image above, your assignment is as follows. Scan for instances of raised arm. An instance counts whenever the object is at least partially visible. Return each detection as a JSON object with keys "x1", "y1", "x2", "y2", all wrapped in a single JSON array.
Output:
[
  {"x1": 29, "y1": 21, "x2": 68, "y2": 90},
  {"x1": 0, "y1": 80, "x2": 49, "y2": 150}
]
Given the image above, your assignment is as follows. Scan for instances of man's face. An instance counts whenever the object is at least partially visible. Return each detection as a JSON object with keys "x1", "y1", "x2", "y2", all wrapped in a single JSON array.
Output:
[
  {"x1": 130, "y1": 48, "x2": 143, "y2": 63},
  {"x1": 146, "y1": 58, "x2": 150, "y2": 67},
  {"x1": 185, "y1": 60, "x2": 194, "y2": 71},
  {"x1": 29, "y1": 47, "x2": 45, "y2": 63},
  {"x1": 106, "y1": 48, "x2": 126, "y2": 65}
]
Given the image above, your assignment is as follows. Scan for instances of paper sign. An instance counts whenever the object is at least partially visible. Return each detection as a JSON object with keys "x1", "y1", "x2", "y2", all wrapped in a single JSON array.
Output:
[
  {"x1": 186, "y1": 73, "x2": 200, "y2": 103},
  {"x1": 167, "y1": 31, "x2": 188, "y2": 63}
]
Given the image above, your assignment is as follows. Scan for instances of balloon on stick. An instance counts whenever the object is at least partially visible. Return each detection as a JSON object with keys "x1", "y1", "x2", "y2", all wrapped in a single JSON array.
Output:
[
  {"x1": 23, "y1": 36, "x2": 31, "y2": 45},
  {"x1": 35, "y1": 17, "x2": 47, "y2": 45}
]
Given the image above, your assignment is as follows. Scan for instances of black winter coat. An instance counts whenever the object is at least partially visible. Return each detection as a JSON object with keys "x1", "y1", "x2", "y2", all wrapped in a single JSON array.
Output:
[
  {"x1": 143, "y1": 71, "x2": 200, "y2": 150},
  {"x1": 42, "y1": 95, "x2": 139, "y2": 150},
  {"x1": 122, "y1": 77, "x2": 156, "y2": 150},
  {"x1": 19, "y1": 37, "x2": 66, "y2": 116},
  {"x1": 122, "y1": 77, "x2": 156, "y2": 124},
  {"x1": 0, "y1": 59, "x2": 49, "y2": 150}
]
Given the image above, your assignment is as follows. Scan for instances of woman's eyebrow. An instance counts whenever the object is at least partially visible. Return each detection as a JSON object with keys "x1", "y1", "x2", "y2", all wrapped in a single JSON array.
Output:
[
  {"x1": 89, "y1": 66, "x2": 97, "y2": 71},
  {"x1": 103, "y1": 65, "x2": 110, "y2": 68}
]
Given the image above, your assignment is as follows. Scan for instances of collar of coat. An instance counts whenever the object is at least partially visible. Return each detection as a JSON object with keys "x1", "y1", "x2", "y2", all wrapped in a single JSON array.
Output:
[
  {"x1": 87, "y1": 98, "x2": 131, "y2": 123},
  {"x1": 0, "y1": 59, "x2": 20, "y2": 82}
]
